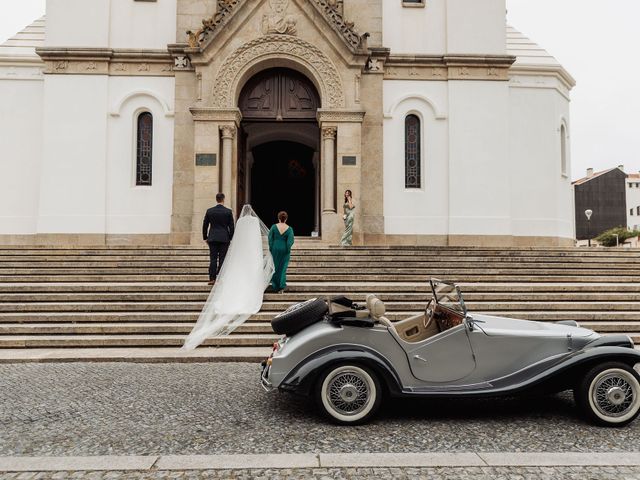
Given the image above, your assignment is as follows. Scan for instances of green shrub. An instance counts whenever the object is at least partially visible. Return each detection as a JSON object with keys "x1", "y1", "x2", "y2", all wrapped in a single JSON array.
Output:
[{"x1": 594, "y1": 226, "x2": 640, "y2": 247}]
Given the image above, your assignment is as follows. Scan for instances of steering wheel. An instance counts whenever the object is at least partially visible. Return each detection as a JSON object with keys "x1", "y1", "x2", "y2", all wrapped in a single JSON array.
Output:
[{"x1": 423, "y1": 298, "x2": 435, "y2": 330}]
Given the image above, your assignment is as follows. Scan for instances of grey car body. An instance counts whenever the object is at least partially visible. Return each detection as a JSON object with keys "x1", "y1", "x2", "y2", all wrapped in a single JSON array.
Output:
[{"x1": 262, "y1": 279, "x2": 640, "y2": 426}]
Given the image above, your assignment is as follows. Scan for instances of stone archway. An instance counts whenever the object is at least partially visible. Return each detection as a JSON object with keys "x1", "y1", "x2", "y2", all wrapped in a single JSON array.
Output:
[
  {"x1": 211, "y1": 35, "x2": 345, "y2": 110},
  {"x1": 183, "y1": 34, "x2": 368, "y2": 245},
  {"x1": 237, "y1": 67, "x2": 321, "y2": 236}
]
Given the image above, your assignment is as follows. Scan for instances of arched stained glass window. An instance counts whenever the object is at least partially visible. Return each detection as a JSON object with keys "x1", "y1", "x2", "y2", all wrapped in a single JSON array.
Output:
[
  {"x1": 405, "y1": 114, "x2": 421, "y2": 188},
  {"x1": 136, "y1": 112, "x2": 153, "y2": 186}
]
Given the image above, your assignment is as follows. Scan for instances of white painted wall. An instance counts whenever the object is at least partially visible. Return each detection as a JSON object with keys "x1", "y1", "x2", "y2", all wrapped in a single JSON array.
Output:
[
  {"x1": 446, "y1": 0, "x2": 506, "y2": 55},
  {"x1": 382, "y1": 0, "x2": 447, "y2": 54},
  {"x1": 46, "y1": 0, "x2": 177, "y2": 49},
  {"x1": 627, "y1": 180, "x2": 640, "y2": 230},
  {"x1": 0, "y1": 74, "x2": 44, "y2": 234},
  {"x1": 106, "y1": 77, "x2": 175, "y2": 234},
  {"x1": 383, "y1": 0, "x2": 505, "y2": 55},
  {"x1": 383, "y1": 80, "x2": 450, "y2": 235},
  {"x1": 508, "y1": 77, "x2": 574, "y2": 240},
  {"x1": 36, "y1": 74, "x2": 176, "y2": 235},
  {"x1": 45, "y1": 0, "x2": 111, "y2": 47},
  {"x1": 37, "y1": 74, "x2": 109, "y2": 233},
  {"x1": 448, "y1": 80, "x2": 511, "y2": 236},
  {"x1": 110, "y1": 0, "x2": 177, "y2": 50}
]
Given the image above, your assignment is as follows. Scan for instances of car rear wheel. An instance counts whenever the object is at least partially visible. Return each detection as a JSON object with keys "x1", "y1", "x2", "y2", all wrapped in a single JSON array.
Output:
[
  {"x1": 316, "y1": 364, "x2": 382, "y2": 425},
  {"x1": 575, "y1": 362, "x2": 640, "y2": 427}
]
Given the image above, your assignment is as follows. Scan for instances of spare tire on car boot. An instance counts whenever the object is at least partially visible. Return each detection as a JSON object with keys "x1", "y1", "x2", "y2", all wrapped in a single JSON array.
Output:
[{"x1": 271, "y1": 298, "x2": 329, "y2": 336}]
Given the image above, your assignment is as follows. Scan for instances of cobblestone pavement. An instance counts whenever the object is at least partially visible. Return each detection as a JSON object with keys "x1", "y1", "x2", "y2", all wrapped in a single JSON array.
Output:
[
  {"x1": 3, "y1": 467, "x2": 640, "y2": 480},
  {"x1": 1, "y1": 363, "x2": 639, "y2": 457}
]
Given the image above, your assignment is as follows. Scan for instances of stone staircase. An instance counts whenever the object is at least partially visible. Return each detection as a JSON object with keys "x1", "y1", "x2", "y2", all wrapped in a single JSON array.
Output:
[{"x1": 0, "y1": 245, "x2": 639, "y2": 354}]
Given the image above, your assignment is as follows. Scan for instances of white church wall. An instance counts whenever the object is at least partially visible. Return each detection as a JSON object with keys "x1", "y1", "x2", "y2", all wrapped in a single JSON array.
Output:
[
  {"x1": 106, "y1": 77, "x2": 175, "y2": 234},
  {"x1": 382, "y1": 0, "x2": 447, "y2": 54},
  {"x1": 37, "y1": 74, "x2": 109, "y2": 233},
  {"x1": 0, "y1": 76, "x2": 44, "y2": 234},
  {"x1": 447, "y1": 80, "x2": 511, "y2": 236},
  {"x1": 45, "y1": 0, "x2": 111, "y2": 47},
  {"x1": 383, "y1": 80, "x2": 450, "y2": 235},
  {"x1": 446, "y1": 0, "x2": 506, "y2": 55},
  {"x1": 508, "y1": 80, "x2": 574, "y2": 240},
  {"x1": 110, "y1": 0, "x2": 177, "y2": 50}
]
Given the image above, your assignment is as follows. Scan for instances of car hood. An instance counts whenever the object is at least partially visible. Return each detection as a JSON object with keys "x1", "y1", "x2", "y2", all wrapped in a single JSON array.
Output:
[{"x1": 471, "y1": 314, "x2": 598, "y2": 340}]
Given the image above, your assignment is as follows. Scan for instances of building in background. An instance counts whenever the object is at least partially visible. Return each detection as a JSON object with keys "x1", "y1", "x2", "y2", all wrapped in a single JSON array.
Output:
[
  {"x1": 627, "y1": 173, "x2": 640, "y2": 231},
  {"x1": 0, "y1": 0, "x2": 576, "y2": 246},
  {"x1": 573, "y1": 166, "x2": 628, "y2": 240}
]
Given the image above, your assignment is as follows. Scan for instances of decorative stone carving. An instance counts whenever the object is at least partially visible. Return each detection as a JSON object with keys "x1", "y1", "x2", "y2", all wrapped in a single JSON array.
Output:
[
  {"x1": 186, "y1": 0, "x2": 242, "y2": 48},
  {"x1": 317, "y1": 109, "x2": 365, "y2": 124},
  {"x1": 220, "y1": 125, "x2": 237, "y2": 139},
  {"x1": 366, "y1": 57, "x2": 381, "y2": 72},
  {"x1": 54, "y1": 61, "x2": 68, "y2": 71},
  {"x1": 174, "y1": 56, "x2": 190, "y2": 69},
  {"x1": 262, "y1": 0, "x2": 297, "y2": 35},
  {"x1": 186, "y1": 0, "x2": 364, "y2": 52},
  {"x1": 211, "y1": 35, "x2": 345, "y2": 109},
  {"x1": 310, "y1": 0, "x2": 368, "y2": 51},
  {"x1": 322, "y1": 126, "x2": 337, "y2": 139}
]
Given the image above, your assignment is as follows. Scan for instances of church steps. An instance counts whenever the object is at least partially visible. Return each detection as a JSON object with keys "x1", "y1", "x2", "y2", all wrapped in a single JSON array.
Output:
[
  {"x1": 0, "y1": 274, "x2": 638, "y2": 283},
  {"x1": 0, "y1": 246, "x2": 639, "y2": 353},
  {"x1": 1, "y1": 333, "x2": 638, "y2": 349},
  {"x1": 0, "y1": 334, "x2": 277, "y2": 348},
  {"x1": 2, "y1": 311, "x2": 640, "y2": 323},
  {"x1": 4, "y1": 292, "x2": 640, "y2": 303},
  {"x1": 2, "y1": 301, "x2": 640, "y2": 313}
]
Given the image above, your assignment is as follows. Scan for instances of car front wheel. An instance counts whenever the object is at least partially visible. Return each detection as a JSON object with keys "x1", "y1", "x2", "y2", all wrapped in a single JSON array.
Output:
[
  {"x1": 575, "y1": 362, "x2": 640, "y2": 427},
  {"x1": 316, "y1": 364, "x2": 382, "y2": 425}
]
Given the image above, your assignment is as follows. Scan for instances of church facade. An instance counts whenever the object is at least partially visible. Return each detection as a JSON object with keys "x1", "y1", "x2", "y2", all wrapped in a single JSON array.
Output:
[{"x1": 0, "y1": 0, "x2": 576, "y2": 246}]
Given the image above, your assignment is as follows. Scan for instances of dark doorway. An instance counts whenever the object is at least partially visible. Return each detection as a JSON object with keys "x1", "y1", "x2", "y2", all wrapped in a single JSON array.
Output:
[
  {"x1": 237, "y1": 67, "x2": 321, "y2": 236},
  {"x1": 251, "y1": 141, "x2": 316, "y2": 236}
]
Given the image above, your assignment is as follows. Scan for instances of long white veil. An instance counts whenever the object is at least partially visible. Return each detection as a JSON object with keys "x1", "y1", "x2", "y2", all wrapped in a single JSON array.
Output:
[{"x1": 183, "y1": 205, "x2": 275, "y2": 350}]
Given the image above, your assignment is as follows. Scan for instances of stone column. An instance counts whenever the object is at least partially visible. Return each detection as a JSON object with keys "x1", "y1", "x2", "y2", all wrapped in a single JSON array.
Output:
[
  {"x1": 220, "y1": 124, "x2": 236, "y2": 208},
  {"x1": 322, "y1": 126, "x2": 337, "y2": 213}
]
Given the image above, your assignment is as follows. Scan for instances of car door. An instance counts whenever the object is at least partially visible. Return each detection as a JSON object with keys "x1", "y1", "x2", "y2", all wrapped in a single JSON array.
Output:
[{"x1": 405, "y1": 322, "x2": 476, "y2": 383}]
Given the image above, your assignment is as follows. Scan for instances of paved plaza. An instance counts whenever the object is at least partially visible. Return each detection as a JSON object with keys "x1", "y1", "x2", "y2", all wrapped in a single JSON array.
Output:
[{"x1": 1, "y1": 362, "x2": 639, "y2": 479}]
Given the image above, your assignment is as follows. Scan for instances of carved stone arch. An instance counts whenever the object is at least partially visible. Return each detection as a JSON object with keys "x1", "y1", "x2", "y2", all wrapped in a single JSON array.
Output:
[{"x1": 211, "y1": 35, "x2": 345, "y2": 109}]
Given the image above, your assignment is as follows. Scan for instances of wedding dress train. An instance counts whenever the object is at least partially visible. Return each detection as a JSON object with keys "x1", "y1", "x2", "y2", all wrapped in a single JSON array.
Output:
[{"x1": 183, "y1": 205, "x2": 275, "y2": 350}]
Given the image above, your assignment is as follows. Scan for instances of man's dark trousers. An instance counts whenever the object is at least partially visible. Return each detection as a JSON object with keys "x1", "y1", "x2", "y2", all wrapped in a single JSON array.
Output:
[
  {"x1": 202, "y1": 203, "x2": 235, "y2": 282},
  {"x1": 208, "y1": 241, "x2": 229, "y2": 281}
]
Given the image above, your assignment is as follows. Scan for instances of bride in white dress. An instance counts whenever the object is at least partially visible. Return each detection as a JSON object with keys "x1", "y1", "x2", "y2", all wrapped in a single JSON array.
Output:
[{"x1": 183, "y1": 205, "x2": 275, "y2": 350}]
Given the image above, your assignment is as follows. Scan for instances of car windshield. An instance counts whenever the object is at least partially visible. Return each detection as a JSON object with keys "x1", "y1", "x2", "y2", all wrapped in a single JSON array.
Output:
[{"x1": 430, "y1": 279, "x2": 467, "y2": 316}]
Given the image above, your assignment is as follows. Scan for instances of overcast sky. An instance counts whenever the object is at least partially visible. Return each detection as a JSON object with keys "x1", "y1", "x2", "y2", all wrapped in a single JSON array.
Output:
[{"x1": 1, "y1": 0, "x2": 638, "y2": 181}]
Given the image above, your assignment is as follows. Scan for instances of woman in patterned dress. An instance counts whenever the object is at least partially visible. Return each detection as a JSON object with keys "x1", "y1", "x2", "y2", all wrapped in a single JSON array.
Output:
[{"x1": 340, "y1": 189, "x2": 355, "y2": 246}]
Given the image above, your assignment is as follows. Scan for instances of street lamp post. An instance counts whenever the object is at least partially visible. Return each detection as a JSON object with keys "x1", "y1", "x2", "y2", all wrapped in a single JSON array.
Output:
[{"x1": 585, "y1": 209, "x2": 593, "y2": 247}]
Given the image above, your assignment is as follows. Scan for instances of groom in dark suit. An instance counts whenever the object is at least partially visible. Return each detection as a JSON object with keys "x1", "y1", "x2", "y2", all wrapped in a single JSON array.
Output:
[{"x1": 202, "y1": 193, "x2": 235, "y2": 285}]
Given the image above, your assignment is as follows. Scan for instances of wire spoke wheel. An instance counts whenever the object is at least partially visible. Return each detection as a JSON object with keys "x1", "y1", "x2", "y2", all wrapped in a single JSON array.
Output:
[
  {"x1": 591, "y1": 371, "x2": 637, "y2": 418},
  {"x1": 584, "y1": 366, "x2": 640, "y2": 426},
  {"x1": 319, "y1": 365, "x2": 380, "y2": 424}
]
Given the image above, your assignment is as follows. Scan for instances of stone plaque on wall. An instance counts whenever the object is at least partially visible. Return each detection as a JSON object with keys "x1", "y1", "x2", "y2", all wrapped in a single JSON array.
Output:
[
  {"x1": 342, "y1": 156, "x2": 357, "y2": 166},
  {"x1": 196, "y1": 154, "x2": 216, "y2": 166}
]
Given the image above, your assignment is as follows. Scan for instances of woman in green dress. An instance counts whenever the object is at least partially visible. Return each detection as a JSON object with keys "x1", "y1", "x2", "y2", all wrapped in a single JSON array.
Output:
[
  {"x1": 340, "y1": 189, "x2": 355, "y2": 246},
  {"x1": 268, "y1": 211, "x2": 295, "y2": 293}
]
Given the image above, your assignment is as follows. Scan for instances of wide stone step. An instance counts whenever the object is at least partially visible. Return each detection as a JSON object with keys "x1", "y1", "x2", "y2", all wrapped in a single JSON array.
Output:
[
  {"x1": 0, "y1": 334, "x2": 278, "y2": 348},
  {"x1": 1, "y1": 274, "x2": 638, "y2": 283},
  {"x1": 4, "y1": 257, "x2": 640, "y2": 267},
  {"x1": 2, "y1": 300, "x2": 640, "y2": 314},
  {"x1": 1, "y1": 282, "x2": 639, "y2": 294},
  {"x1": 0, "y1": 322, "x2": 270, "y2": 335},
  {"x1": 4, "y1": 291, "x2": 640, "y2": 303},
  {"x1": 2, "y1": 310, "x2": 640, "y2": 323}
]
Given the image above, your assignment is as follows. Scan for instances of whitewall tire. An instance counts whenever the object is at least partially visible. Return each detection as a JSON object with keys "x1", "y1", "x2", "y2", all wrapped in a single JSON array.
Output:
[
  {"x1": 316, "y1": 364, "x2": 382, "y2": 425},
  {"x1": 575, "y1": 362, "x2": 640, "y2": 427}
]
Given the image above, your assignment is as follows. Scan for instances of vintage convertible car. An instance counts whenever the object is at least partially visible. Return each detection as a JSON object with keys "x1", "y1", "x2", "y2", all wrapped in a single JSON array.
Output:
[{"x1": 261, "y1": 279, "x2": 640, "y2": 427}]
